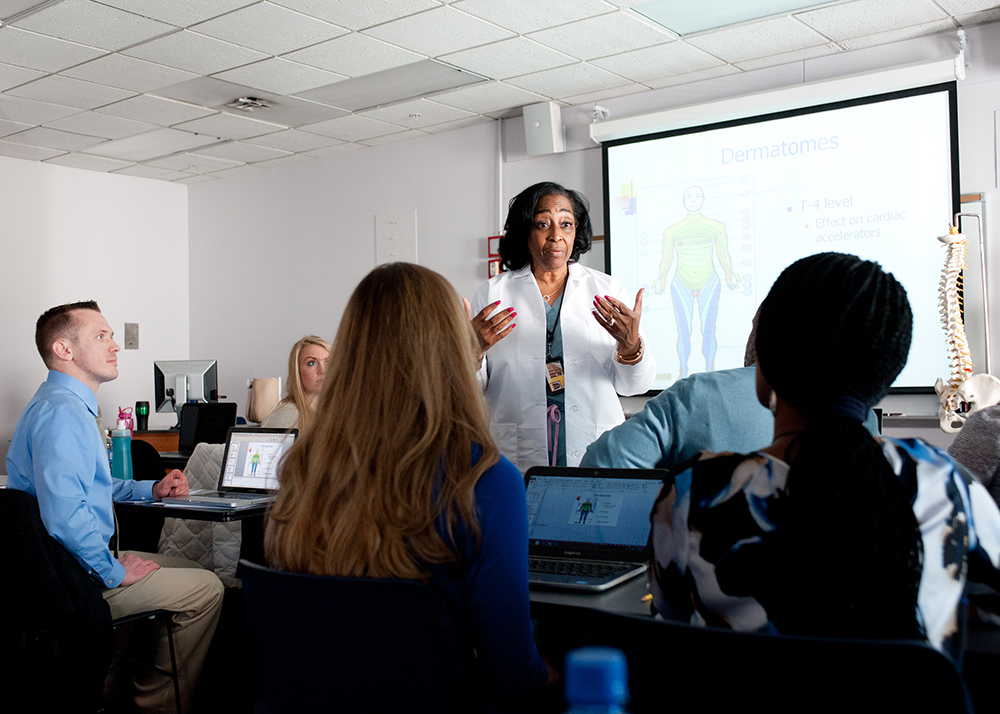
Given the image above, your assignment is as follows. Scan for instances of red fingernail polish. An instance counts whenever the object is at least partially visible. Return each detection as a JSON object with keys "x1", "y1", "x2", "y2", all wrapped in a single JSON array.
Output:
[
  {"x1": 507, "y1": 307, "x2": 514, "y2": 312},
  {"x1": 605, "y1": 295, "x2": 612, "y2": 300},
  {"x1": 510, "y1": 323, "x2": 516, "y2": 328},
  {"x1": 511, "y1": 312, "x2": 517, "y2": 317}
]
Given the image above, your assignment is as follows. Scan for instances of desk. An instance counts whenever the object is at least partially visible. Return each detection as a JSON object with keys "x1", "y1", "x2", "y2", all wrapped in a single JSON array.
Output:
[
  {"x1": 529, "y1": 575, "x2": 652, "y2": 618},
  {"x1": 113, "y1": 500, "x2": 267, "y2": 566},
  {"x1": 133, "y1": 430, "x2": 179, "y2": 453}
]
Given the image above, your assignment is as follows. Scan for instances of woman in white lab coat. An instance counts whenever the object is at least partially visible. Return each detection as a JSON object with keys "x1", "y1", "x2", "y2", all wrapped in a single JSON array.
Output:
[{"x1": 471, "y1": 182, "x2": 655, "y2": 471}]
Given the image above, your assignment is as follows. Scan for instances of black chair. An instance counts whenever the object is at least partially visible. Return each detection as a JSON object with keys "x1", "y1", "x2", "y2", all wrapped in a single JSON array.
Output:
[
  {"x1": 109, "y1": 610, "x2": 182, "y2": 714},
  {"x1": 240, "y1": 559, "x2": 474, "y2": 713},
  {"x1": 571, "y1": 609, "x2": 973, "y2": 714}
]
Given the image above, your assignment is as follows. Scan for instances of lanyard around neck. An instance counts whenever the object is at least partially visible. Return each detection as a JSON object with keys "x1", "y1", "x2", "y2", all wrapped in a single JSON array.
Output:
[{"x1": 545, "y1": 271, "x2": 569, "y2": 360}]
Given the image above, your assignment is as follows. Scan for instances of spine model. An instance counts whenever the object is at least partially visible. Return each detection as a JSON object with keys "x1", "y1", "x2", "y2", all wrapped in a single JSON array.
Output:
[{"x1": 935, "y1": 225, "x2": 974, "y2": 432}]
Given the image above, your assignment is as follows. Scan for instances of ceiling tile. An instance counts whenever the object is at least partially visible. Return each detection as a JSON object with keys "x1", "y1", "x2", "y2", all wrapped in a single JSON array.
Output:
[
  {"x1": 506, "y1": 63, "x2": 630, "y2": 99},
  {"x1": 440, "y1": 37, "x2": 576, "y2": 79},
  {"x1": 244, "y1": 128, "x2": 343, "y2": 152},
  {"x1": 359, "y1": 130, "x2": 426, "y2": 146},
  {"x1": 955, "y1": 8, "x2": 1000, "y2": 24},
  {"x1": 95, "y1": 94, "x2": 216, "y2": 125},
  {"x1": 62, "y1": 54, "x2": 198, "y2": 93},
  {"x1": 421, "y1": 114, "x2": 494, "y2": 133},
  {"x1": 735, "y1": 42, "x2": 843, "y2": 71},
  {"x1": 0, "y1": 27, "x2": 106, "y2": 73},
  {"x1": 213, "y1": 58, "x2": 347, "y2": 95},
  {"x1": 121, "y1": 30, "x2": 269, "y2": 75},
  {"x1": 528, "y1": 12, "x2": 677, "y2": 61},
  {"x1": 796, "y1": 0, "x2": 947, "y2": 41},
  {"x1": 268, "y1": 0, "x2": 440, "y2": 31},
  {"x1": 590, "y1": 41, "x2": 724, "y2": 83},
  {"x1": 192, "y1": 2, "x2": 349, "y2": 55},
  {"x1": 112, "y1": 164, "x2": 194, "y2": 179},
  {"x1": 560, "y1": 82, "x2": 649, "y2": 106},
  {"x1": 454, "y1": 0, "x2": 616, "y2": 35},
  {"x1": 362, "y1": 6, "x2": 514, "y2": 57},
  {"x1": 0, "y1": 95, "x2": 81, "y2": 124},
  {"x1": 191, "y1": 141, "x2": 291, "y2": 162},
  {"x1": 643, "y1": 64, "x2": 741, "y2": 89},
  {"x1": 837, "y1": 19, "x2": 959, "y2": 50},
  {"x1": 299, "y1": 114, "x2": 407, "y2": 141},
  {"x1": 173, "y1": 112, "x2": 285, "y2": 140},
  {"x1": 358, "y1": 98, "x2": 474, "y2": 128},
  {"x1": 685, "y1": 17, "x2": 829, "y2": 63},
  {"x1": 0, "y1": 63, "x2": 46, "y2": 92},
  {"x1": 151, "y1": 76, "x2": 349, "y2": 127},
  {"x1": 5, "y1": 126, "x2": 107, "y2": 150},
  {"x1": 13, "y1": 0, "x2": 174, "y2": 51},
  {"x1": 430, "y1": 81, "x2": 546, "y2": 114},
  {"x1": 43, "y1": 152, "x2": 135, "y2": 171},
  {"x1": 250, "y1": 152, "x2": 315, "y2": 168},
  {"x1": 145, "y1": 152, "x2": 242, "y2": 172},
  {"x1": 283, "y1": 33, "x2": 423, "y2": 77},
  {"x1": 203, "y1": 163, "x2": 267, "y2": 178},
  {"x1": 0, "y1": 118, "x2": 32, "y2": 137},
  {"x1": 82, "y1": 127, "x2": 222, "y2": 160},
  {"x1": 45, "y1": 110, "x2": 159, "y2": 139},
  {"x1": 94, "y1": 0, "x2": 259, "y2": 28},
  {"x1": 0, "y1": 140, "x2": 65, "y2": 160},
  {"x1": 173, "y1": 173, "x2": 219, "y2": 184},
  {"x1": 936, "y1": 0, "x2": 1000, "y2": 11},
  {"x1": 303, "y1": 141, "x2": 364, "y2": 157},
  {"x1": 4, "y1": 75, "x2": 136, "y2": 110}
]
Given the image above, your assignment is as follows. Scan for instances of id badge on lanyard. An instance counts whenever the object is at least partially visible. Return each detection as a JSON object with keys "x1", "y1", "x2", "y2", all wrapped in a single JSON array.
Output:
[{"x1": 546, "y1": 357, "x2": 565, "y2": 395}]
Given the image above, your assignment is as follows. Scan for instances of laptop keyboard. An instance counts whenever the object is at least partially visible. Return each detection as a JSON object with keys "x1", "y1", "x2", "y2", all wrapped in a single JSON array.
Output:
[
  {"x1": 529, "y1": 558, "x2": 631, "y2": 579},
  {"x1": 202, "y1": 491, "x2": 263, "y2": 499}
]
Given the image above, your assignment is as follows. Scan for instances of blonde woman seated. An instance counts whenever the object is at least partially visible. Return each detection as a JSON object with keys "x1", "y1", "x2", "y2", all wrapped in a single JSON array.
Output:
[
  {"x1": 265, "y1": 263, "x2": 551, "y2": 708},
  {"x1": 261, "y1": 335, "x2": 331, "y2": 431}
]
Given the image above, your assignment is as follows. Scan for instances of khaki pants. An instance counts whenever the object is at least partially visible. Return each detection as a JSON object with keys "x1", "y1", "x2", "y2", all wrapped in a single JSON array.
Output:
[{"x1": 103, "y1": 551, "x2": 224, "y2": 713}]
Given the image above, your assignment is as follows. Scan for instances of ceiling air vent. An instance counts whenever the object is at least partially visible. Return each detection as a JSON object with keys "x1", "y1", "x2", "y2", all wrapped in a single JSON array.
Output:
[{"x1": 225, "y1": 96, "x2": 275, "y2": 112}]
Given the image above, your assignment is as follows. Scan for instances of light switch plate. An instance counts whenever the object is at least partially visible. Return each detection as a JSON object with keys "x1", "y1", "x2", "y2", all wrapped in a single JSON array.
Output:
[{"x1": 124, "y1": 322, "x2": 139, "y2": 350}]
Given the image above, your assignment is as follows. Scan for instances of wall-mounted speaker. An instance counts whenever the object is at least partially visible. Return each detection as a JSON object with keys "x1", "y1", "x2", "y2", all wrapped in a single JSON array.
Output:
[{"x1": 523, "y1": 101, "x2": 565, "y2": 156}]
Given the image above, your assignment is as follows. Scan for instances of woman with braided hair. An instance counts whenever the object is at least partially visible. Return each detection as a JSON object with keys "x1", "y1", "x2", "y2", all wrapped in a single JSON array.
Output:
[{"x1": 649, "y1": 252, "x2": 1000, "y2": 652}]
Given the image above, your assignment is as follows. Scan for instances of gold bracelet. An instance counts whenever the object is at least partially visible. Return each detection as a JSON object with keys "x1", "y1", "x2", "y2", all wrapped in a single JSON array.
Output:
[{"x1": 616, "y1": 341, "x2": 643, "y2": 365}]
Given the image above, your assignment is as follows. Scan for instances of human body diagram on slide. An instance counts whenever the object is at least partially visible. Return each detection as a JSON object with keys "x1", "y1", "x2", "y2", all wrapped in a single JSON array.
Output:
[
  {"x1": 242, "y1": 442, "x2": 283, "y2": 482},
  {"x1": 622, "y1": 177, "x2": 755, "y2": 381},
  {"x1": 569, "y1": 492, "x2": 624, "y2": 527}
]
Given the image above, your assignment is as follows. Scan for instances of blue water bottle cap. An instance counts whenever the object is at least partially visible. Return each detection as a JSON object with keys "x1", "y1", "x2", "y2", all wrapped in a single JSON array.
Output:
[{"x1": 564, "y1": 646, "x2": 629, "y2": 707}]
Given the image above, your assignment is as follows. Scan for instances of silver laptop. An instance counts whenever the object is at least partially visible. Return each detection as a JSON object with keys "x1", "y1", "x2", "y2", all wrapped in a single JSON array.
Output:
[
  {"x1": 525, "y1": 466, "x2": 666, "y2": 592},
  {"x1": 163, "y1": 426, "x2": 298, "y2": 508}
]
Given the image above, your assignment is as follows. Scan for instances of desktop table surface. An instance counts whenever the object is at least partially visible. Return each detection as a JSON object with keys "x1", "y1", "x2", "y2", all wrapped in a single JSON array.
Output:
[{"x1": 114, "y1": 499, "x2": 267, "y2": 523}]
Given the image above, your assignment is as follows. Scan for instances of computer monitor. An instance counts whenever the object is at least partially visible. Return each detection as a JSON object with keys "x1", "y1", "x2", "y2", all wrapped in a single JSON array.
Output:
[{"x1": 154, "y1": 360, "x2": 219, "y2": 423}]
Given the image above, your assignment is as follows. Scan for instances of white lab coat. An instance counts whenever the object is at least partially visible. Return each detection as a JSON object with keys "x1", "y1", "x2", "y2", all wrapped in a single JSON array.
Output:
[{"x1": 472, "y1": 263, "x2": 656, "y2": 472}]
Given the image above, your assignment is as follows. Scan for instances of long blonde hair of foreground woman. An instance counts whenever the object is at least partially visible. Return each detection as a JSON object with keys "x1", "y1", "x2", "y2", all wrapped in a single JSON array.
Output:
[{"x1": 265, "y1": 263, "x2": 500, "y2": 579}]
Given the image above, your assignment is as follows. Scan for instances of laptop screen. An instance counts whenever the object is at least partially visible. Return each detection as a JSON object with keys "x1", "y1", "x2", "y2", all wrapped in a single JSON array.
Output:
[
  {"x1": 220, "y1": 428, "x2": 297, "y2": 492},
  {"x1": 525, "y1": 467, "x2": 665, "y2": 559}
]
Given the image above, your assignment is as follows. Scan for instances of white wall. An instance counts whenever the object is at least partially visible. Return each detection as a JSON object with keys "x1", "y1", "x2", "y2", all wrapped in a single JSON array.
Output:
[{"x1": 0, "y1": 157, "x2": 189, "y2": 467}]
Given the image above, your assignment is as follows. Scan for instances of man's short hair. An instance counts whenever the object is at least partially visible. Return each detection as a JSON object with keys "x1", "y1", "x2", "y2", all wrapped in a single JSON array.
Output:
[{"x1": 35, "y1": 300, "x2": 101, "y2": 368}]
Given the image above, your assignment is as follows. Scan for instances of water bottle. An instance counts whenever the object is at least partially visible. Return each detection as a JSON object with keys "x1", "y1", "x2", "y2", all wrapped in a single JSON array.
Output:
[
  {"x1": 564, "y1": 647, "x2": 629, "y2": 713},
  {"x1": 110, "y1": 419, "x2": 133, "y2": 480}
]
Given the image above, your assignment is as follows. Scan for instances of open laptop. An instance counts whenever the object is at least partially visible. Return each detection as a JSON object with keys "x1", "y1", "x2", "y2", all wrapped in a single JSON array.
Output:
[
  {"x1": 163, "y1": 426, "x2": 297, "y2": 508},
  {"x1": 525, "y1": 466, "x2": 667, "y2": 592}
]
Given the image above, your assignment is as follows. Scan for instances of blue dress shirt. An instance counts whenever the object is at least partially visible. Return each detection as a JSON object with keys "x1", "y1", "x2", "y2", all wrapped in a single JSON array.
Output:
[{"x1": 7, "y1": 371, "x2": 154, "y2": 587}]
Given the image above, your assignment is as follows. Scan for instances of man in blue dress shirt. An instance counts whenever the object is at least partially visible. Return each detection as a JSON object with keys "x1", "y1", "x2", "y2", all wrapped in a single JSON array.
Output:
[{"x1": 7, "y1": 301, "x2": 223, "y2": 713}]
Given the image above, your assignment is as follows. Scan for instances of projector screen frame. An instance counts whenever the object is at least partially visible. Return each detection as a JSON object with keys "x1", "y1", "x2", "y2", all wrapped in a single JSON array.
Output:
[{"x1": 601, "y1": 81, "x2": 960, "y2": 396}]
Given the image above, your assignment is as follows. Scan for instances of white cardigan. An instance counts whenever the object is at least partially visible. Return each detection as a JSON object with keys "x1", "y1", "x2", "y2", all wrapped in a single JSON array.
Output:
[{"x1": 472, "y1": 263, "x2": 655, "y2": 472}]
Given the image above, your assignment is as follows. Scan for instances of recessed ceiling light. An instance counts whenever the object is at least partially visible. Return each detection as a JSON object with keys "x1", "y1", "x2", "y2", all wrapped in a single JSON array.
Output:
[
  {"x1": 632, "y1": 0, "x2": 830, "y2": 35},
  {"x1": 295, "y1": 59, "x2": 488, "y2": 113}
]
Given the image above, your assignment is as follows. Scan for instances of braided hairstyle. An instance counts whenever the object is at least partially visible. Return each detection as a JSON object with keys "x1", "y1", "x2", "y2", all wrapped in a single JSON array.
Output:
[{"x1": 752, "y1": 252, "x2": 922, "y2": 639}]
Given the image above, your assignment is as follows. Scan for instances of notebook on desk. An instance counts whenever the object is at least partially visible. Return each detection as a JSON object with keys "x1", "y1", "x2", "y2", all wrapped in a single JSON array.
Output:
[
  {"x1": 163, "y1": 427, "x2": 297, "y2": 508},
  {"x1": 524, "y1": 466, "x2": 666, "y2": 592}
]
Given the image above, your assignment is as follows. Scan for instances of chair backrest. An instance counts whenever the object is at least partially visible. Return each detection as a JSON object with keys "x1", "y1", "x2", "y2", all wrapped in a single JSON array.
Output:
[
  {"x1": 240, "y1": 560, "x2": 474, "y2": 713},
  {"x1": 573, "y1": 609, "x2": 972, "y2": 714}
]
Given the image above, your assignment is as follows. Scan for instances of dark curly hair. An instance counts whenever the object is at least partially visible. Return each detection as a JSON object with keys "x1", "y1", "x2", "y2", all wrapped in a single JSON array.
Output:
[
  {"x1": 749, "y1": 252, "x2": 923, "y2": 640},
  {"x1": 498, "y1": 182, "x2": 593, "y2": 271}
]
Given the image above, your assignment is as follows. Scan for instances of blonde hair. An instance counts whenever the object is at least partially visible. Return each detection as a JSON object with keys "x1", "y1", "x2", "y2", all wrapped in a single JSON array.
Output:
[
  {"x1": 281, "y1": 334, "x2": 332, "y2": 433},
  {"x1": 266, "y1": 263, "x2": 499, "y2": 580}
]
